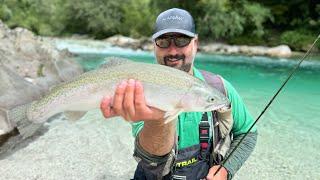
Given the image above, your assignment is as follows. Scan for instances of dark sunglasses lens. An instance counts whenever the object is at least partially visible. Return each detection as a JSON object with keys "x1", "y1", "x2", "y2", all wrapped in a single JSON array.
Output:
[
  {"x1": 155, "y1": 38, "x2": 170, "y2": 48},
  {"x1": 175, "y1": 36, "x2": 192, "y2": 47}
]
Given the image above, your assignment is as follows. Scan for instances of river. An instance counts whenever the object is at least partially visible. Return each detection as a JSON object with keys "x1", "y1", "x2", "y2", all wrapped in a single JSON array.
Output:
[
  {"x1": 1, "y1": 39, "x2": 318, "y2": 180},
  {"x1": 62, "y1": 39, "x2": 320, "y2": 179}
]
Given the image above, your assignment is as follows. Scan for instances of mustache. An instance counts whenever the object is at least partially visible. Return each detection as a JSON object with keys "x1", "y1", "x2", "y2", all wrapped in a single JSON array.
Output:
[{"x1": 164, "y1": 55, "x2": 185, "y2": 62}]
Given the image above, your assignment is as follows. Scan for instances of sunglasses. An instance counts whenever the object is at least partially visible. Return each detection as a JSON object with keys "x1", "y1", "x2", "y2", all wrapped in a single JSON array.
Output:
[{"x1": 155, "y1": 35, "x2": 193, "y2": 48}]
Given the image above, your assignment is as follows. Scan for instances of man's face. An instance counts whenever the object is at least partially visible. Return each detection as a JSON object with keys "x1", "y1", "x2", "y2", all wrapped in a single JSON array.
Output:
[{"x1": 154, "y1": 33, "x2": 198, "y2": 74}]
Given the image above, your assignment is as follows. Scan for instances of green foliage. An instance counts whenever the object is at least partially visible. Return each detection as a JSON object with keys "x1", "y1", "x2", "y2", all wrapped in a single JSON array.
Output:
[
  {"x1": 0, "y1": 0, "x2": 318, "y2": 52},
  {"x1": 196, "y1": 0, "x2": 244, "y2": 40},
  {"x1": 196, "y1": 0, "x2": 273, "y2": 40},
  {"x1": 241, "y1": 2, "x2": 273, "y2": 37},
  {"x1": 0, "y1": 4, "x2": 12, "y2": 21},
  {"x1": 228, "y1": 35, "x2": 266, "y2": 46},
  {"x1": 119, "y1": 0, "x2": 155, "y2": 38},
  {"x1": 0, "y1": 0, "x2": 67, "y2": 36},
  {"x1": 63, "y1": 0, "x2": 127, "y2": 38},
  {"x1": 280, "y1": 30, "x2": 316, "y2": 51}
]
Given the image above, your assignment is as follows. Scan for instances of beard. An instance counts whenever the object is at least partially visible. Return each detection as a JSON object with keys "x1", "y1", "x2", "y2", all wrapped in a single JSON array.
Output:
[{"x1": 163, "y1": 54, "x2": 192, "y2": 73}]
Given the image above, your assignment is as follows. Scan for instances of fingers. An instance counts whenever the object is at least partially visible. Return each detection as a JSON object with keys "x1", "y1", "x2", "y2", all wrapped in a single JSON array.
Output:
[
  {"x1": 113, "y1": 81, "x2": 127, "y2": 118},
  {"x1": 123, "y1": 79, "x2": 136, "y2": 120},
  {"x1": 206, "y1": 167, "x2": 215, "y2": 180},
  {"x1": 101, "y1": 79, "x2": 163, "y2": 122},
  {"x1": 100, "y1": 96, "x2": 116, "y2": 118},
  {"x1": 206, "y1": 165, "x2": 228, "y2": 180},
  {"x1": 134, "y1": 80, "x2": 165, "y2": 121},
  {"x1": 134, "y1": 80, "x2": 149, "y2": 112}
]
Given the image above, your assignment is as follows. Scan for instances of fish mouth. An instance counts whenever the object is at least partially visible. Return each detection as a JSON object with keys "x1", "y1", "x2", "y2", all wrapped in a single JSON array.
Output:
[{"x1": 205, "y1": 103, "x2": 229, "y2": 111}]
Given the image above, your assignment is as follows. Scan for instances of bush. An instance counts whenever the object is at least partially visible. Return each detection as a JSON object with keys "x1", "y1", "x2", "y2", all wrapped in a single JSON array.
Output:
[
  {"x1": 197, "y1": 0, "x2": 245, "y2": 40},
  {"x1": 228, "y1": 35, "x2": 266, "y2": 46},
  {"x1": 119, "y1": 0, "x2": 155, "y2": 38},
  {"x1": 197, "y1": 0, "x2": 273, "y2": 41},
  {"x1": 63, "y1": 0, "x2": 127, "y2": 38},
  {"x1": 280, "y1": 30, "x2": 316, "y2": 51},
  {"x1": 241, "y1": 2, "x2": 273, "y2": 37},
  {"x1": 0, "y1": 0, "x2": 67, "y2": 36},
  {"x1": 0, "y1": 4, "x2": 12, "y2": 21}
]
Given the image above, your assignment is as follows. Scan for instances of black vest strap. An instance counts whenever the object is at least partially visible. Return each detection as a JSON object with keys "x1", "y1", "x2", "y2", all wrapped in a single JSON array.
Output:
[{"x1": 199, "y1": 112, "x2": 210, "y2": 154}]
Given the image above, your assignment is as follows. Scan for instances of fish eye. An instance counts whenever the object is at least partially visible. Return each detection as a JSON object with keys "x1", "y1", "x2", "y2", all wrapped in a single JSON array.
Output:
[{"x1": 208, "y1": 97, "x2": 215, "y2": 102}]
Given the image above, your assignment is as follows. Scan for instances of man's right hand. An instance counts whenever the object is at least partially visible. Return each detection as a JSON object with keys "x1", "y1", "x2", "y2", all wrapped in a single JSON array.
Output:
[{"x1": 100, "y1": 79, "x2": 165, "y2": 122}]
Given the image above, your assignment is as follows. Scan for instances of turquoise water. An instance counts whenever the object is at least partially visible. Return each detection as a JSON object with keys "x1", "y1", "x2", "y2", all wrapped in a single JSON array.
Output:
[{"x1": 59, "y1": 39, "x2": 320, "y2": 179}]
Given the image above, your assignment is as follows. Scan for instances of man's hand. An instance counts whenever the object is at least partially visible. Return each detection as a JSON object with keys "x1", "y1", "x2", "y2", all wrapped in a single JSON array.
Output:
[
  {"x1": 100, "y1": 79, "x2": 165, "y2": 122},
  {"x1": 206, "y1": 165, "x2": 228, "y2": 180}
]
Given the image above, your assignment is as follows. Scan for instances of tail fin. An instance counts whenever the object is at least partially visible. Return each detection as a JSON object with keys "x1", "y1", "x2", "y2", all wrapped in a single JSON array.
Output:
[{"x1": 0, "y1": 103, "x2": 42, "y2": 139}]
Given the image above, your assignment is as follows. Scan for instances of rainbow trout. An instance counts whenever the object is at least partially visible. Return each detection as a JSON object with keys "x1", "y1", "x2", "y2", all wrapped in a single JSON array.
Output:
[{"x1": 4, "y1": 57, "x2": 229, "y2": 129}]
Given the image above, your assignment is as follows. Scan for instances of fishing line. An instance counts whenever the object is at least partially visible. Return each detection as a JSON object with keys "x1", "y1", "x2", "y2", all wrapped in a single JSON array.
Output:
[{"x1": 214, "y1": 33, "x2": 320, "y2": 176}]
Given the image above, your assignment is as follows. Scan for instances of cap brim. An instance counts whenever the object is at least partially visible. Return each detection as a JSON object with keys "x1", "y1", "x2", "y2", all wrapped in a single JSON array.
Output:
[{"x1": 152, "y1": 29, "x2": 196, "y2": 40}]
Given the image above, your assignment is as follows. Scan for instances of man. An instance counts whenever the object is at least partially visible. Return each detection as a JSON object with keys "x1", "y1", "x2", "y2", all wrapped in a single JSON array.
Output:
[{"x1": 100, "y1": 8, "x2": 257, "y2": 180}]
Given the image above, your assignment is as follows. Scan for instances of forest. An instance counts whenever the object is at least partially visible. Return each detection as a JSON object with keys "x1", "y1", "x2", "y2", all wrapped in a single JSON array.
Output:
[{"x1": 0, "y1": 0, "x2": 319, "y2": 51}]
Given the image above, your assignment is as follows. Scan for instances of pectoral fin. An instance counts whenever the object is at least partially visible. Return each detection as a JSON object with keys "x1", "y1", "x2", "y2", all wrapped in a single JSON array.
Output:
[
  {"x1": 64, "y1": 111, "x2": 87, "y2": 121},
  {"x1": 163, "y1": 109, "x2": 183, "y2": 124}
]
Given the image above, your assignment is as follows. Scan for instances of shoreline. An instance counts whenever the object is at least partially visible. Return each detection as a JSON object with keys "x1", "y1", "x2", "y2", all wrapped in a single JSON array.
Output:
[{"x1": 50, "y1": 35, "x2": 320, "y2": 60}]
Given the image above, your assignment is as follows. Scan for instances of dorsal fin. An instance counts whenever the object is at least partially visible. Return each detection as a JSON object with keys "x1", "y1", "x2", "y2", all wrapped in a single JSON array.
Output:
[{"x1": 99, "y1": 56, "x2": 133, "y2": 69}]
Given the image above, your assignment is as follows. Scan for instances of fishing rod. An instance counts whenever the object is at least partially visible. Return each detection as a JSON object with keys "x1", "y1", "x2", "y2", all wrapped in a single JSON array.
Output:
[{"x1": 214, "y1": 33, "x2": 320, "y2": 176}]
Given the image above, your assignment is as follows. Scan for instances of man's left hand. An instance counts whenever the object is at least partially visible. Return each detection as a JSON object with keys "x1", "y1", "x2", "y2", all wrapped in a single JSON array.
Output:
[{"x1": 205, "y1": 165, "x2": 228, "y2": 180}]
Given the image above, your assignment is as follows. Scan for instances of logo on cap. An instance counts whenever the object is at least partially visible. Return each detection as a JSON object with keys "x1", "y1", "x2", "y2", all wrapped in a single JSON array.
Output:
[{"x1": 162, "y1": 15, "x2": 184, "y2": 22}]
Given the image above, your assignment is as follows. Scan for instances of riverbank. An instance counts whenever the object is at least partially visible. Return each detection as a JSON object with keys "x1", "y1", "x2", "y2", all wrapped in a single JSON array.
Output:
[
  {"x1": 104, "y1": 35, "x2": 294, "y2": 58},
  {"x1": 46, "y1": 35, "x2": 320, "y2": 62},
  {"x1": 55, "y1": 34, "x2": 319, "y2": 59}
]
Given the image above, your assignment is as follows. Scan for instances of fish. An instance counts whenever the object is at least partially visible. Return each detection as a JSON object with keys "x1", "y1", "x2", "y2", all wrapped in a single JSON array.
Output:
[{"x1": 4, "y1": 57, "x2": 230, "y2": 128}]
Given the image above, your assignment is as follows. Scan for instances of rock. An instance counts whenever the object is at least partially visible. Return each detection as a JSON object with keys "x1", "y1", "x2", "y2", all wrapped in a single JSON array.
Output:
[
  {"x1": 139, "y1": 37, "x2": 153, "y2": 51},
  {"x1": 141, "y1": 43, "x2": 154, "y2": 51},
  {"x1": 70, "y1": 34, "x2": 91, "y2": 40},
  {"x1": 0, "y1": 65, "x2": 44, "y2": 107},
  {"x1": 0, "y1": 64, "x2": 44, "y2": 136},
  {"x1": 104, "y1": 35, "x2": 140, "y2": 49},
  {"x1": 0, "y1": 28, "x2": 4, "y2": 39},
  {"x1": 201, "y1": 42, "x2": 292, "y2": 58},
  {"x1": 0, "y1": 20, "x2": 9, "y2": 39},
  {"x1": 104, "y1": 35, "x2": 154, "y2": 51},
  {"x1": 103, "y1": 35, "x2": 292, "y2": 58},
  {"x1": 200, "y1": 43, "x2": 225, "y2": 53},
  {"x1": 0, "y1": 20, "x2": 83, "y2": 138},
  {"x1": 252, "y1": 46, "x2": 268, "y2": 55},
  {"x1": 267, "y1": 45, "x2": 292, "y2": 58},
  {"x1": 225, "y1": 45, "x2": 240, "y2": 54}
]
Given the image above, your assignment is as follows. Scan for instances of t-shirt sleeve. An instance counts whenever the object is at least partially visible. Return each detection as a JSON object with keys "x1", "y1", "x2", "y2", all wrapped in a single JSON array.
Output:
[
  {"x1": 222, "y1": 78, "x2": 257, "y2": 136},
  {"x1": 131, "y1": 121, "x2": 144, "y2": 137}
]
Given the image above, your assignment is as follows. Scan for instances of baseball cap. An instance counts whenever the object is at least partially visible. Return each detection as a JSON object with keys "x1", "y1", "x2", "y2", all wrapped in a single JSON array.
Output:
[{"x1": 152, "y1": 8, "x2": 196, "y2": 40}]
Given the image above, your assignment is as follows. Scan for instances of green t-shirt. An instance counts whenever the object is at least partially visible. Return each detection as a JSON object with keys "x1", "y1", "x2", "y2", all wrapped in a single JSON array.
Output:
[{"x1": 131, "y1": 67, "x2": 256, "y2": 149}]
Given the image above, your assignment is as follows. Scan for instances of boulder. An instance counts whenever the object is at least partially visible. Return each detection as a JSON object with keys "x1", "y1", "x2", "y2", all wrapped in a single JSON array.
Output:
[
  {"x1": 0, "y1": 20, "x2": 83, "y2": 138},
  {"x1": 267, "y1": 45, "x2": 292, "y2": 58},
  {"x1": 0, "y1": 64, "x2": 44, "y2": 136},
  {"x1": 200, "y1": 42, "x2": 292, "y2": 58},
  {"x1": 104, "y1": 35, "x2": 141, "y2": 49}
]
